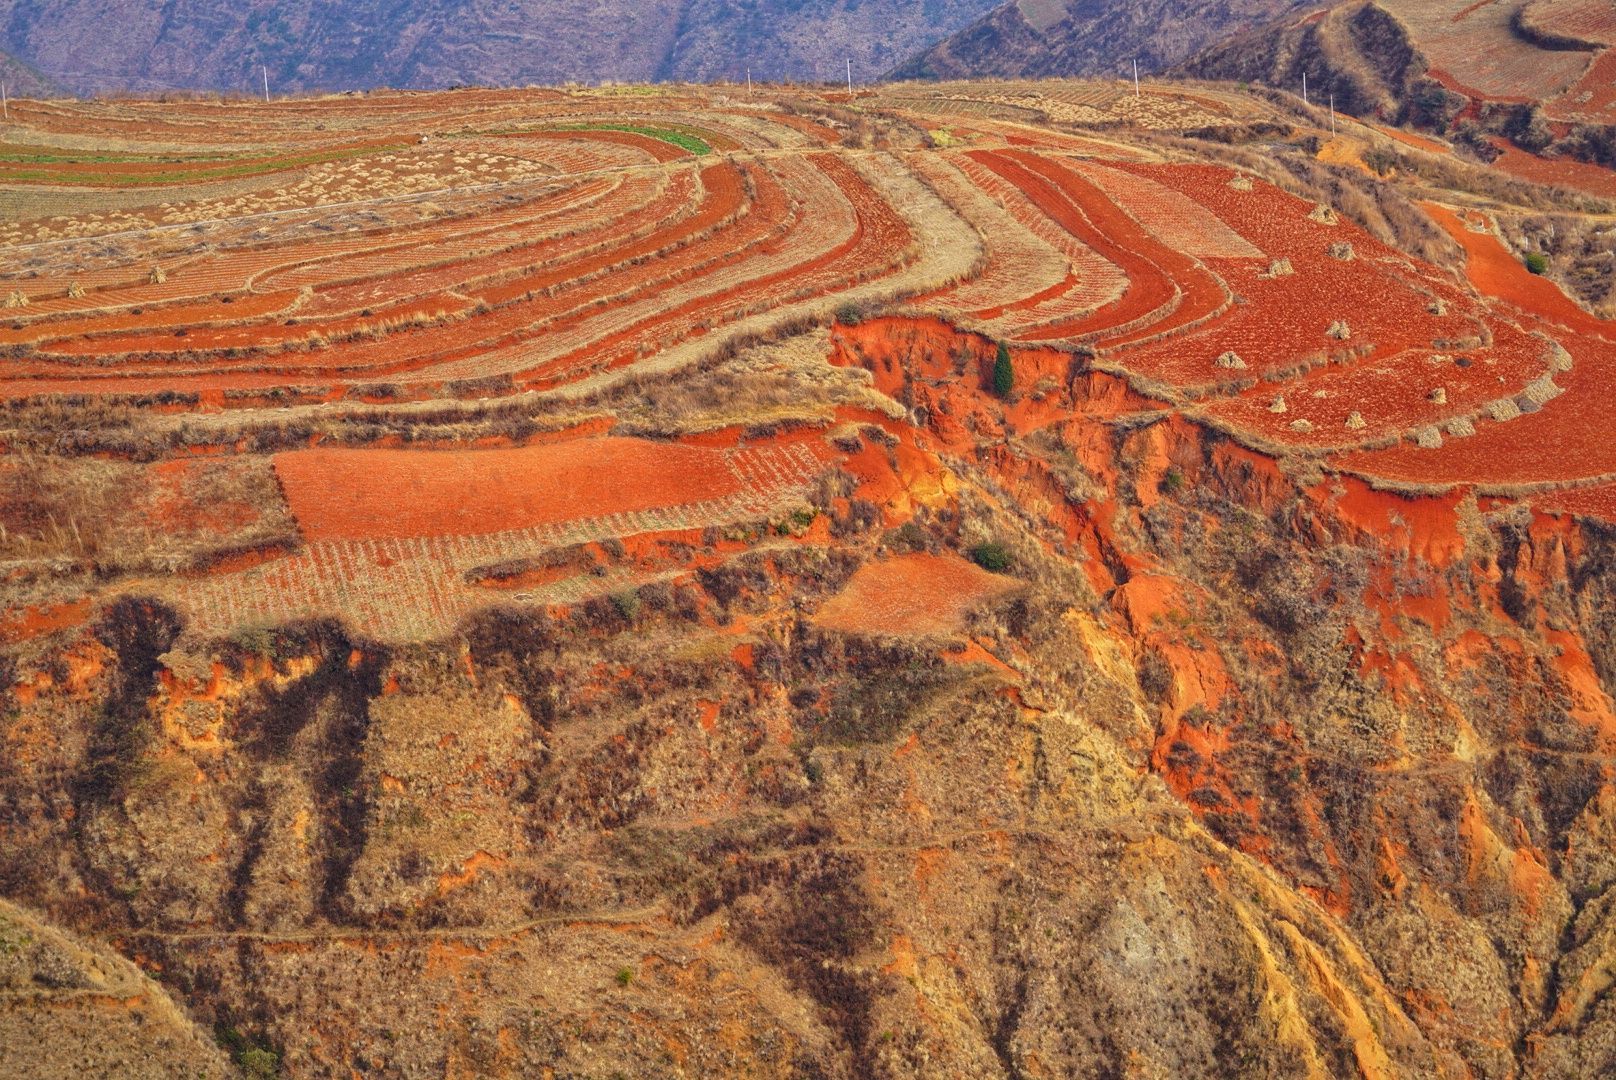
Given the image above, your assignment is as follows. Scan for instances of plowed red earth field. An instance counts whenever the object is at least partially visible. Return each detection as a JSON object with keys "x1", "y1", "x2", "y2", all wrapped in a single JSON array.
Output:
[
  {"x1": 1332, "y1": 204, "x2": 1616, "y2": 488},
  {"x1": 275, "y1": 435, "x2": 829, "y2": 541},
  {"x1": 812, "y1": 553, "x2": 1021, "y2": 636}
]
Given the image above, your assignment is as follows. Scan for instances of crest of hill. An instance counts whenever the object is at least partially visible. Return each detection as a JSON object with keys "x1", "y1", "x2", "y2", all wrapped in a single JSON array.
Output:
[
  {"x1": 1177, "y1": 1, "x2": 1434, "y2": 121},
  {"x1": 0, "y1": 0, "x2": 1000, "y2": 95},
  {"x1": 1180, "y1": 0, "x2": 1616, "y2": 128},
  {"x1": 889, "y1": 0, "x2": 1309, "y2": 80}
]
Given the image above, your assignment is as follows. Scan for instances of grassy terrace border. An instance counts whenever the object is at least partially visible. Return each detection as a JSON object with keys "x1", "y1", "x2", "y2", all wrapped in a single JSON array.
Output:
[
  {"x1": 551, "y1": 124, "x2": 713, "y2": 156},
  {"x1": 0, "y1": 146, "x2": 245, "y2": 164},
  {"x1": 0, "y1": 141, "x2": 412, "y2": 186}
]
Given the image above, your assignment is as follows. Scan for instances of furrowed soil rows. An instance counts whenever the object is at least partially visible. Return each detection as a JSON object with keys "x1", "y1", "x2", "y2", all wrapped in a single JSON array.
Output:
[
  {"x1": 1333, "y1": 204, "x2": 1616, "y2": 484},
  {"x1": 273, "y1": 437, "x2": 830, "y2": 541},
  {"x1": 174, "y1": 436, "x2": 833, "y2": 641}
]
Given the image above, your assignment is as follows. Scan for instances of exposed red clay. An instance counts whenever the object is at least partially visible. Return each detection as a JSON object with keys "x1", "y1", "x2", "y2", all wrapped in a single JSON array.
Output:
[{"x1": 812, "y1": 553, "x2": 1020, "y2": 636}]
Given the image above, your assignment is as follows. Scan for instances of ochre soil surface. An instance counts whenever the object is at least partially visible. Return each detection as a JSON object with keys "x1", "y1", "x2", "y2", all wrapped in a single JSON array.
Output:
[
  {"x1": 274, "y1": 436, "x2": 827, "y2": 541},
  {"x1": 811, "y1": 552, "x2": 1020, "y2": 636}
]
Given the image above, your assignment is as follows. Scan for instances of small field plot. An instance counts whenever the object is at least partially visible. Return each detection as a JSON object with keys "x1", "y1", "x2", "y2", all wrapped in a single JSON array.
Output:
[
  {"x1": 812, "y1": 553, "x2": 1021, "y2": 637},
  {"x1": 274, "y1": 436, "x2": 830, "y2": 541}
]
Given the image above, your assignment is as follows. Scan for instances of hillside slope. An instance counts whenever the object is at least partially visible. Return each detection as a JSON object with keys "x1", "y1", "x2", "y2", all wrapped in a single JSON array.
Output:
[
  {"x1": 1185, "y1": 0, "x2": 1616, "y2": 127},
  {"x1": 890, "y1": 0, "x2": 1307, "y2": 81},
  {"x1": 1, "y1": 899, "x2": 233, "y2": 1077},
  {"x1": 1180, "y1": 0, "x2": 1616, "y2": 187},
  {"x1": 0, "y1": 45, "x2": 53, "y2": 97},
  {"x1": 1181, "y1": 1, "x2": 1438, "y2": 120},
  {"x1": 0, "y1": 0, "x2": 998, "y2": 95},
  {"x1": 8, "y1": 82, "x2": 1616, "y2": 1076}
]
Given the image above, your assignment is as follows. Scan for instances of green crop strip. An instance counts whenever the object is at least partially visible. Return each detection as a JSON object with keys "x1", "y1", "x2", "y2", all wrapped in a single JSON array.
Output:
[
  {"x1": 0, "y1": 142, "x2": 411, "y2": 186},
  {"x1": 555, "y1": 124, "x2": 712, "y2": 156}
]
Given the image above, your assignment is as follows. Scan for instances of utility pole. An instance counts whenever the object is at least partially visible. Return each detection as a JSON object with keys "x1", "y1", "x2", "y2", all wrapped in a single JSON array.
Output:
[
  {"x1": 1302, "y1": 71, "x2": 1308, "y2": 107},
  {"x1": 846, "y1": 58, "x2": 853, "y2": 96},
  {"x1": 1329, "y1": 92, "x2": 1336, "y2": 134},
  {"x1": 261, "y1": 65, "x2": 270, "y2": 103},
  {"x1": 746, "y1": 67, "x2": 752, "y2": 96},
  {"x1": 1133, "y1": 59, "x2": 1140, "y2": 98},
  {"x1": 1, "y1": 82, "x2": 8, "y2": 123}
]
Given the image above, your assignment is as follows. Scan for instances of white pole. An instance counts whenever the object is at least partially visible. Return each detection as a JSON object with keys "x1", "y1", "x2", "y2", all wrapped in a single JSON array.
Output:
[
  {"x1": 1133, "y1": 59, "x2": 1140, "y2": 97},
  {"x1": 262, "y1": 65, "x2": 269, "y2": 103},
  {"x1": 846, "y1": 58, "x2": 852, "y2": 96},
  {"x1": 746, "y1": 67, "x2": 752, "y2": 95},
  {"x1": 1, "y1": 82, "x2": 8, "y2": 122},
  {"x1": 1302, "y1": 71, "x2": 1308, "y2": 107},
  {"x1": 1330, "y1": 93, "x2": 1335, "y2": 134}
]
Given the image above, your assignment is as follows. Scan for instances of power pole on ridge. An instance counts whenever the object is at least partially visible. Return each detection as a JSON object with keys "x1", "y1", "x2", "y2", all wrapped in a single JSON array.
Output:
[
  {"x1": 1302, "y1": 71, "x2": 1308, "y2": 107},
  {"x1": 262, "y1": 65, "x2": 270, "y2": 103},
  {"x1": 1133, "y1": 59, "x2": 1140, "y2": 98},
  {"x1": 846, "y1": 58, "x2": 853, "y2": 97},
  {"x1": 1, "y1": 82, "x2": 8, "y2": 122}
]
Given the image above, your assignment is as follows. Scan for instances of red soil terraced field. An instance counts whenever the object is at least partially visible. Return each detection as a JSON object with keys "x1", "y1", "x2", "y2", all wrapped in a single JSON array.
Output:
[
  {"x1": 1331, "y1": 203, "x2": 1616, "y2": 489},
  {"x1": 1486, "y1": 138, "x2": 1616, "y2": 198},
  {"x1": 18, "y1": 80, "x2": 1616, "y2": 1080},
  {"x1": 8, "y1": 78, "x2": 1616, "y2": 649},
  {"x1": 173, "y1": 430, "x2": 835, "y2": 641},
  {"x1": 812, "y1": 553, "x2": 1021, "y2": 636},
  {"x1": 275, "y1": 436, "x2": 831, "y2": 541}
]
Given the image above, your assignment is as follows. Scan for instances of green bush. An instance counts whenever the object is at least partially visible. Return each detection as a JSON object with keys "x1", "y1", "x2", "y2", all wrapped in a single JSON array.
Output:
[
  {"x1": 835, "y1": 301, "x2": 867, "y2": 326},
  {"x1": 610, "y1": 590, "x2": 642, "y2": 621},
  {"x1": 238, "y1": 1048, "x2": 279, "y2": 1080},
  {"x1": 969, "y1": 542, "x2": 1012, "y2": 573},
  {"x1": 992, "y1": 342, "x2": 1014, "y2": 398},
  {"x1": 615, "y1": 966, "x2": 635, "y2": 988},
  {"x1": 1525, "y1": 251, "x2": 1548, "y2": 275}
]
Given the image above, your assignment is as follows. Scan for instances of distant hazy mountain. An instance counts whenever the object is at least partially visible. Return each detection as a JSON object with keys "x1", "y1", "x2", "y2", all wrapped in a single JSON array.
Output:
[
  {"x1": 890, "y1": 0, "x2": 1309, "y2": 81},
  {"x1": 0, "y1": 42, "x2": 55, "y2": 96},
  {"x1": 0, "y1": 0, "x2": 1000, "y2": 96}
]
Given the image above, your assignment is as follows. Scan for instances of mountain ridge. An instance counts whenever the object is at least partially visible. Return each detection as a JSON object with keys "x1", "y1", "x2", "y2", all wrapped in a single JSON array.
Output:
[
  {"x1": 890, "y1": 0, "x2": 1311, "y2": 82},
  {"x1": 0, "y1": 0, "x2": 1000, "y2": 96}
]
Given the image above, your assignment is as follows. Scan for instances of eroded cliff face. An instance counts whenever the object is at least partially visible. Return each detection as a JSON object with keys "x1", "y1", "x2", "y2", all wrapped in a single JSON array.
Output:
[{"x1": 6, "y1": 317, "x2": 1616, "y2": 1077}]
